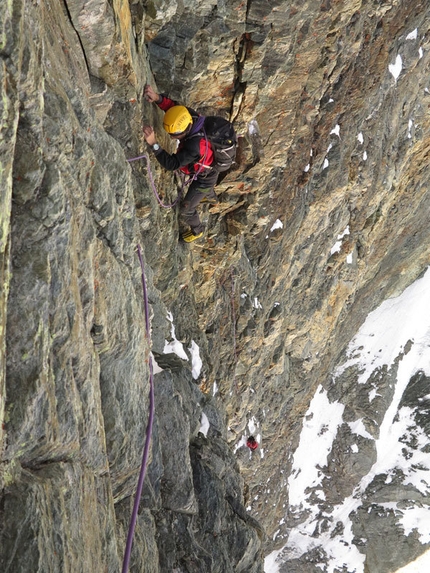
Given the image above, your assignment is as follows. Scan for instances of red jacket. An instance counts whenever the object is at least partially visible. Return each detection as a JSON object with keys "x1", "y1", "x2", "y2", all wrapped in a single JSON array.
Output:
[{"x1": 154, "y1": 95, "x2": 215, "y2": 182}]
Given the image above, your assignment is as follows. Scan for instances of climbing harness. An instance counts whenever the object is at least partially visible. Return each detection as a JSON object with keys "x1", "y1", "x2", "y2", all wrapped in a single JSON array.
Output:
[{"x1": 121, "y1": 245, "x2": 155, "y2": 573}]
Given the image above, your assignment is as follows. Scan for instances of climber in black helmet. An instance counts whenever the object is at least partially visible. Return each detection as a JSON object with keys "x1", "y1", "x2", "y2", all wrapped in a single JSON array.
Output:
[{"x1": 143, "y1": 84, "x2": 219, "y2": 243}]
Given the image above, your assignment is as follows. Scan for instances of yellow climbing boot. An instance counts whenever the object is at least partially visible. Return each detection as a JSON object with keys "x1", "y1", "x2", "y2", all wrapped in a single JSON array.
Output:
[
  {"x1": 200, "y1": 196, "x2": 218, "y2": 205},
  {"x1": 182, "y1": 230, "x2": 204, "y2": 243}
]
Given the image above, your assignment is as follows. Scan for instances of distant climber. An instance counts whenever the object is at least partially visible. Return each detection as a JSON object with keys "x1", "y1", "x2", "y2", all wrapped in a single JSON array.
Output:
[
  {"x1": 142, "y1": 84, "x2": 236, "y2": 243},
  {"x1": 246, "y1": 436, "x2": 258, "y2": 450}
]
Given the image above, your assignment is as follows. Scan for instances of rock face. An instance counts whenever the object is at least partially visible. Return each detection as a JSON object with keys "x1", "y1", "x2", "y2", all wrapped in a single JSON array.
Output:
[{"x1": 1, "y1": 1, "x2": 430, "y2": 572}]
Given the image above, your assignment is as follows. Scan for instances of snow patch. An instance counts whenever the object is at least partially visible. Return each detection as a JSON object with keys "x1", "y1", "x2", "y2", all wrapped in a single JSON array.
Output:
[
  {"x1": 199, "y1": 412, "x2": 210, "y2": 437},
  {"x1": 389, "y1": 54, "x2": 403, "y2": 81},
  {"x1": 270, "y1": 219, "x2": 283, "y2": 232},
  {"x1": 248, "y1": 119, "x2": 260, "y2": 135},
  {"x1": 394, "y1": 549, "x2": 430, "y2": 572},
  {"x1": 369, "y1": 387, "x2": 379, "y2": 402},
  {"x1": 330, "y1": 226, "x2": 350, "y2": 255},
  {"x1": 398, "y1": 507, "x2": 430, "y2": 544},
  {"x1": 164, "y1": 313, "x2": 188, "y2": 361},
  {"x1": 330, "y1": 124, "x2": 340, "y2": 138},
  {"x1": 288, "y1": 385, "x2": 345, "y2": 512},
  {"x1": 150, "y1": 352, "x2": 164, "y2": 374},
  {"x1": 234, "y1": 435, "x2": 248, "y2": 453},
  {"x1": 335, "y1": 267, "x2": 430, "y2": 385},
  {"x1": 264, "y1": 549, "x2": 281, "y2": 573},
  {"x1": 348, "y1": 419, "x2": 374, "y2": 441},
  {"x1": 406, "y1": 29, "x2": 418, "y2": 41},
  {"x1": 188, "y1": 340, "x2": 202, "y2": 379},
  {"x1": 271, "y1": 268, "x2": 430, "y2": 573},
  {"x1": 248, "y1": 416, "x2": 258, "y2": 434},
  {"x1": 304, "y1": 149, "x2": 313, "y2": 172}
]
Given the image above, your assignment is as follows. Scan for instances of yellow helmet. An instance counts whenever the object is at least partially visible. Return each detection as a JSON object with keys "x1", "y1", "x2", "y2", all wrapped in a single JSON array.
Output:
[{"x1": 163, "y1": 106, "x2": 193, "y2": 135}]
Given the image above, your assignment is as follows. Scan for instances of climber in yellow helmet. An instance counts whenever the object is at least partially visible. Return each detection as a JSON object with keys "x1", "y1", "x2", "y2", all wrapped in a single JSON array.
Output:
[{"x1": 143, "y1": 84, "x2": 218, "y2": 243}]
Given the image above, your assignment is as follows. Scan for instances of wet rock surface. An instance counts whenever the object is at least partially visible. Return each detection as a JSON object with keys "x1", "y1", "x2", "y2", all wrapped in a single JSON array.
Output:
[{"x1": 2, "y1": 0, "x2": 430, "y2": 571}]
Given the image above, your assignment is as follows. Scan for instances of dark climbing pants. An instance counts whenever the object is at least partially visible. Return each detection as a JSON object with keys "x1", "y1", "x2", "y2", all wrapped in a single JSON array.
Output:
[{"x1": 180, "y1": 172, "x2": 218, "y2": 234}]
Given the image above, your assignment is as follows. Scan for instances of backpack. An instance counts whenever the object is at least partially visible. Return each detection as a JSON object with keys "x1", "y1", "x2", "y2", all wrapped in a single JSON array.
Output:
[{"x1": 203, "y1": 116, "x2": 237, "y2": 172}]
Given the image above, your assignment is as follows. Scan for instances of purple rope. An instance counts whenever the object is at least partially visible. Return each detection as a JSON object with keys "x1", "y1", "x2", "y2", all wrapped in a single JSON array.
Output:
[
  {"x1": 127, "y1": 152, "x2": 183, "y2": 208},
  {"x1": 121, "y1": 244, "x2": 155, "y2": 573}
]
